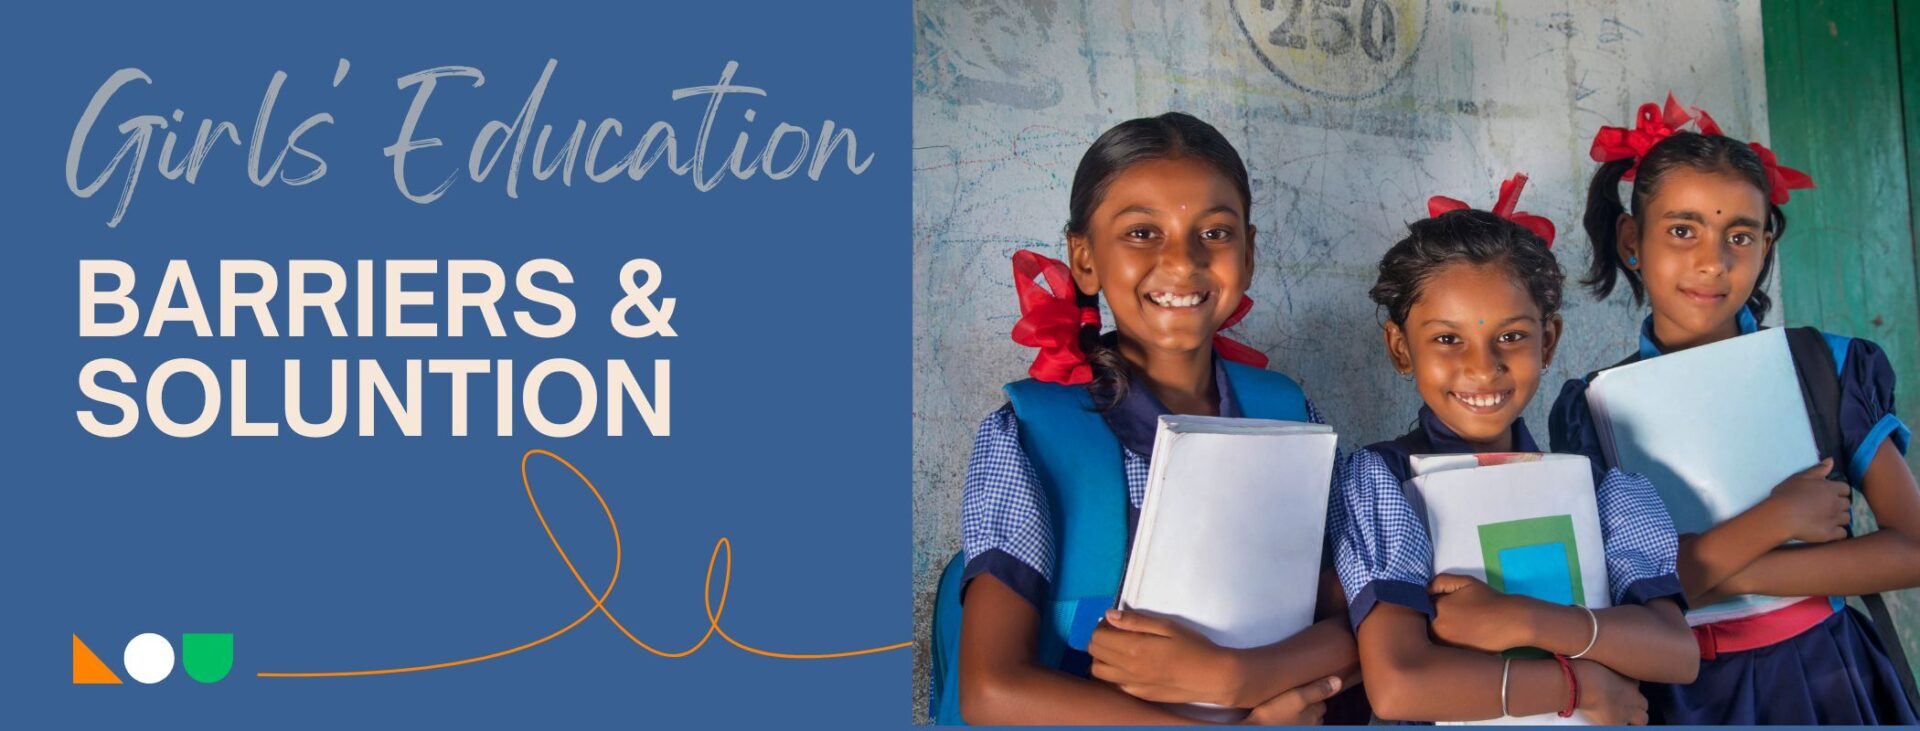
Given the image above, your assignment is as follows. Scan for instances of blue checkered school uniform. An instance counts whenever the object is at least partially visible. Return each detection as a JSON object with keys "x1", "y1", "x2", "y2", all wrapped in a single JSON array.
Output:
[
  {"x1": 1328, "y1": 406, "x2": 1687, "y2": 633},
  {"x1": 1550, "y1": 307, "x2": 1919, "y2": 725}
]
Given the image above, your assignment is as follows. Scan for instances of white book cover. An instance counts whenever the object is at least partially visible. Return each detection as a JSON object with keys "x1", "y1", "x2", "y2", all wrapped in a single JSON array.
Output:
[
  {"x1": 1404, "y1": 452, "x2": 1607, "y2": 726},
  {"x1": 1119, "y1": 414, "x2": 1336, "y2": 722},
  {"x1": 1584, "y1": 328, "x2": 1819, "y2": 624}
]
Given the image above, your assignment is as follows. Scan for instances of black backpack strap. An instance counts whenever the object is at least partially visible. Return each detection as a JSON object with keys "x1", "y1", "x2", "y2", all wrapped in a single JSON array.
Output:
[
  {"x1": 1864, "y1": 584, "x2": 1920, "y2": 712},
  {"x1": 1784, "y1": 327, "x2": 1846, "y2": 479},
  {"x1": 1364, "y1": 428, "x2": 1436, "y2": 485},
  {"x1": 1583, "y1": 352, "x2": 1644, "y2": 385},
  {"x1": 1785, "y1": 326, "x2": 1920, "y2": 710}
]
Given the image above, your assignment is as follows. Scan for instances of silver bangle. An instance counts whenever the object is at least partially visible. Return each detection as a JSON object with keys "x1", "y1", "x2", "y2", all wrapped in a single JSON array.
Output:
[
  {"x1": 1569, "y1": 604, "x2": 1600, "y2": 659},
  {"x1": 1500, "y1": 657, "x2": 1513, "y2": 718}
]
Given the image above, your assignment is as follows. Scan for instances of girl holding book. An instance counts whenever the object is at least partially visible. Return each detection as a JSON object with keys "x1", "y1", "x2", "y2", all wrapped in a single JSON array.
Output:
[
  {"x1": 1329, "y1": 176, "x2": 1699, "y2": 723},
  {"x1": 943, "y1": 112, "x2": 1359, "y2": 724},
  {"x1": 1550, "y1": 95, "x2": 1920, "y2": 724}
]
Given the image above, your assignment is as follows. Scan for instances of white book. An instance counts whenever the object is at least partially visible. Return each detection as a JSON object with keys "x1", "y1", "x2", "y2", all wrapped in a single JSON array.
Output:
[
  {"x1": 1404, "y1": 452, "x2": 1608, "y2": 726},
  {"x1": 1119, "y1": 415, "x2": 1336, "y2": 722},
  {"x1": 1584, "y1": 328, "x2": 1819, "y2": 624}
]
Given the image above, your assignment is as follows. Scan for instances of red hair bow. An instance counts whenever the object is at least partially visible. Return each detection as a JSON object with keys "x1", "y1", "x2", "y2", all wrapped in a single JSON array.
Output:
[
  {"x1": 1591, "y1": 93, "x2": 1815, "y2": 203},
  {"x1": 1012, "y1": 249, "x2": 1097, "y2": 385},
  {"x1": 1748, "y1": 142, "x2": 1815, "y2": 205},
  {"x1": 1427, "y1": 173, "x2": 1557, "y2": 248},
  {"x1": 1590, "y1": 93, "x2": 1715, "y2": 180},
  {"x1": 1212, "y1": 295, "x2": 1270, "y2": 370},
  {"x1": 1010, "y1": 249, "x2": 1268, "y2": 385}
]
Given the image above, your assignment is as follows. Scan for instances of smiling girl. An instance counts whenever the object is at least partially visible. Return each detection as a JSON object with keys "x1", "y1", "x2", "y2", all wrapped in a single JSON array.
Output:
[
  {"x1": 1550, "y1": 98, "x2": 1920, "y2": 724},
  {"x1": 1329, "y1": 178, "x2": 1698, "y2": 724},
  {"x1": 939, "y1": 112, "x2": 1359, "y2": 724}
]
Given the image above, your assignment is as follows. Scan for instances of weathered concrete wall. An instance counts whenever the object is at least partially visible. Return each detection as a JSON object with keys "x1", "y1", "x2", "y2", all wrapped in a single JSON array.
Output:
[{"x1": 911, "y1": 0, "x2": 1770, "y2": 720}]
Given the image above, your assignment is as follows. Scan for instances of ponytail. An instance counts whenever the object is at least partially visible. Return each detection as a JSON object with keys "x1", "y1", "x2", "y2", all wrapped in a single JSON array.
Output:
[
  {"x1": 1076, "y1": 290, "x2": 1130, "y2": 410},
  {"x1": 1580, "y1": 158, "x2": 1640, "y2": 305}
]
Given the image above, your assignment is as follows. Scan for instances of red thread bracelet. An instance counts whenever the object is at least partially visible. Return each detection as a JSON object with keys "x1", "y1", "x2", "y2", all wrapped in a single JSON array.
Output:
[{"x1": 1554, "y1": 653, "x2": 1578, "y2": 718}]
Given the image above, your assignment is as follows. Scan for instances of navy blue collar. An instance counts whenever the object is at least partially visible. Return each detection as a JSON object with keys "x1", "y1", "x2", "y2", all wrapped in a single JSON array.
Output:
[
  {"x1": 1103, "y1": 352, "x2": 1241, "y2": 457},
  {"x1": 1638, "y1": 306, "x2": 1760, "y2": 360},
  {"x1": 1414, "y1": 404, "x2": 1540, "y2": 454}
]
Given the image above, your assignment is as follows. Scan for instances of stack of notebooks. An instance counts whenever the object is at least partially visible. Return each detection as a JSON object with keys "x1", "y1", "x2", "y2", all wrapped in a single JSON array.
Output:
[
  {"x1": 1403, "y1": 452, "x2": 1608, "y2": 726},
  {"x1": 1118, "y1": 415, "x2": 1337, "y2": 721},
  {"x1": 1584, "y1": 328, "x2": 1821, "y2": 625}
]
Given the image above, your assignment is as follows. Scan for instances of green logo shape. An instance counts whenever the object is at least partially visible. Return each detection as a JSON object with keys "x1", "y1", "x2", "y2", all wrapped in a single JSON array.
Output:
[
  {"x1": 1477, "y1": 514, "x2": 1584, "y2": 606},
  {"x1": 1478, "y1": 515, "x2": 1584, "y2": 661},
  {"x1": 181, "y1": 633, "x2": 233, "y2": 683}
]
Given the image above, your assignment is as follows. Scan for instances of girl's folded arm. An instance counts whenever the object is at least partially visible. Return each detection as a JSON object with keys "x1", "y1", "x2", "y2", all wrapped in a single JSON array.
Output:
[
  {"x1": 1428, "y1": 574, "x2": 1696, "y2": 683},
  {"x1": 1357, "y1": 603, "x2": 1602, "y2": 722},
  {"x1": 1678, "y1": 459, "x2": 1838, "y2": 600},
  {"x1": 1718, "y1": 441, "x2": 1920, "y2": 598},
  {"x1": 1087, "y1": 567, "x2": 1358, "y2": 709},
  {"x1": 1217, "y1": 613, "x2": 1359, "y2": 706},
  {"x1": 1676, "y1": 516, "x2": 1779, "y2": 601},
  {"x1": 1225, "y1": 567, "x2": 1361, "y2": 706},
  {"x1": 957, "y1": 575, "x2": 1195, "y2": 725},
  {"x1": 1513, "y1": 597, "x2": 1696, "y2": 683}
]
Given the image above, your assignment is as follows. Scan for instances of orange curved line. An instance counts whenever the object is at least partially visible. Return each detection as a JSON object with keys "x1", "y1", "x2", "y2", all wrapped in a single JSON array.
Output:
[{"x1": 258, "y1": 449, "x2": 905, "y2": 678}]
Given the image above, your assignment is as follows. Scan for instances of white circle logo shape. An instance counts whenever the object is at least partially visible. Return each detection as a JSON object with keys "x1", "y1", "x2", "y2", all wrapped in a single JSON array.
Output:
[{"x1": 123, "y1": 633, "x2": 175, "y2": 684}]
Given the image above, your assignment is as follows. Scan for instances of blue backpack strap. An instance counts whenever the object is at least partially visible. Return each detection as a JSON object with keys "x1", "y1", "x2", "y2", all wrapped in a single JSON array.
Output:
[
  {"x1": 926, "y1": 381, "x2": 1127, "y2": 725},
  {"x1": 1003, "y1": 379, "x2": 1129, "y2": 659},
  {"x1": 1220, "y1": 360, "x2": 1309, "y2": 422},
  {"x1": 929, "y1": 552, "x2": 967, "y2": 724},
  {"x1": 928, "y1": 364, "x2": 1312, "y2": 724}
]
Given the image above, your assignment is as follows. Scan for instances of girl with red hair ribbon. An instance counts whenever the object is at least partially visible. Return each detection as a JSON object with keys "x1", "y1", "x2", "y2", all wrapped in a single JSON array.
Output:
[
  {"x1": 1552, "y1": 94, "x2": 1920, "y2": 725},
  {"x1": 1327, "y1": 174, "x2": 1697, "y2": 724},
  {"x1": 928, "y1": 113, "x2": 1360, "y2": 725}
]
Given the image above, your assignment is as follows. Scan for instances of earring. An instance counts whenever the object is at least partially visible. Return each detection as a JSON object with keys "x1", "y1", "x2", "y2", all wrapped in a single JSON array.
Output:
[
  {"x1": 1398, "y1": 371, "x2": 1413, "y2": 382},
  {"x1": 1626, "y1": 254, "x2": 1639, "y2": 267}
]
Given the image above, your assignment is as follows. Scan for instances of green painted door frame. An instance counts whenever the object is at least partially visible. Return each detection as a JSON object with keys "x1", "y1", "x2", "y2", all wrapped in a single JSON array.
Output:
[{"x1": 1764, "y1": 0, "x2": 1920, "y2": 687}]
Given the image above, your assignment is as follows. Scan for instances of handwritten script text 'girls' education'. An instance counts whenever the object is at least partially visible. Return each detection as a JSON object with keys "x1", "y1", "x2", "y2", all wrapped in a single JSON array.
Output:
[{"x1": 66, "y1": 59, "x2": 874, "y2": 227}]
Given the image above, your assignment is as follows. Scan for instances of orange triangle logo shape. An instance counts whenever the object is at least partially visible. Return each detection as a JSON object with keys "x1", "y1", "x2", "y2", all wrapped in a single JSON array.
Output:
[{"x1": 72, "y1": 634, "x2": 122, "y2": 684}]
